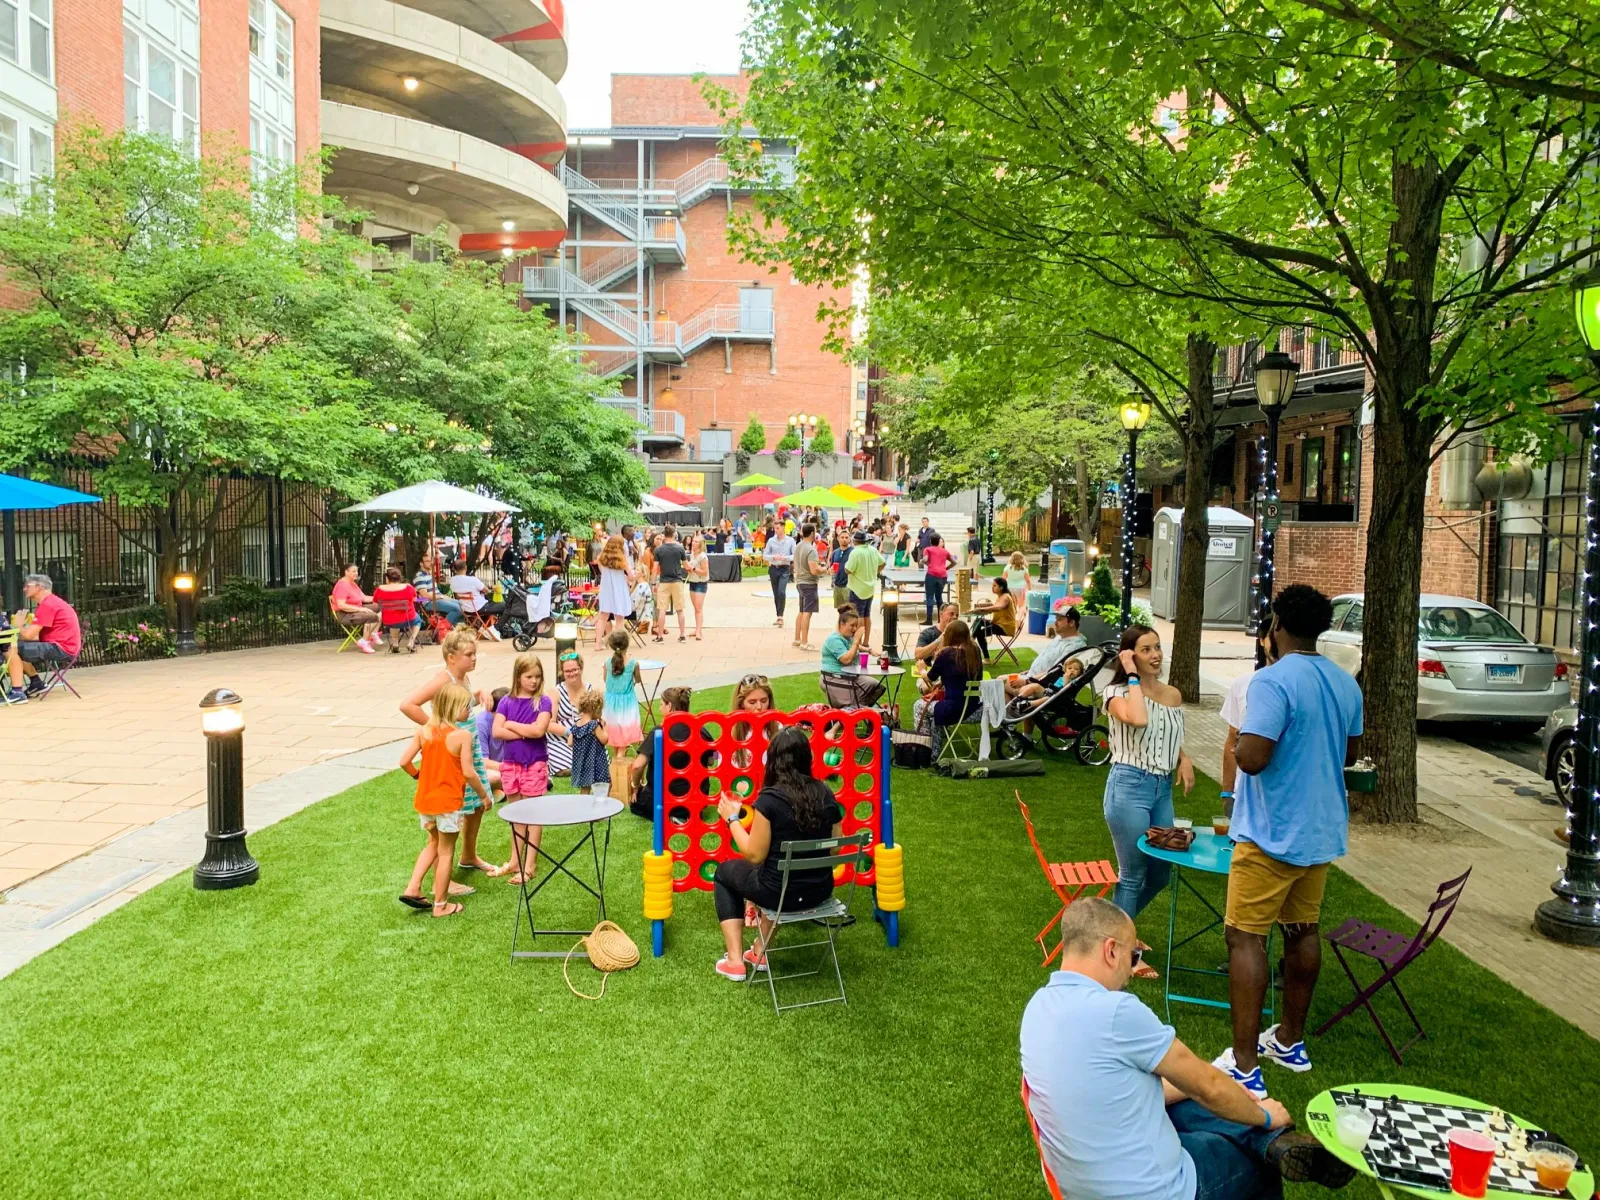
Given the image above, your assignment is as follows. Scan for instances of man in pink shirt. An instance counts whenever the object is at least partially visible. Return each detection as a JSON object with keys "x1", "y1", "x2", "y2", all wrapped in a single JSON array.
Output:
[
  {"x1": 331, "y1": 563, "x2": 381, "y2": 654},
  {"x1": 5, "y1": 573, "x2": 82, "y2": 703}
]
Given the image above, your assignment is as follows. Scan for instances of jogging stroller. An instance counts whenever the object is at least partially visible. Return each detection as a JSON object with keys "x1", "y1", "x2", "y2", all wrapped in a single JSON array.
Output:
[
  {"x1": 996, "y1": 641, "x2": 1117, "y2": 765},
  {"x1": 505, "y1": 577, "x2": 559, "y2": 652}
]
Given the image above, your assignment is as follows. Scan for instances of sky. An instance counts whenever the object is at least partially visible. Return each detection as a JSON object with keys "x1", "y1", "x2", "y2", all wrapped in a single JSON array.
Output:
[{"x1": 558, "y1": 0, "x2": 753, "y2": 129}]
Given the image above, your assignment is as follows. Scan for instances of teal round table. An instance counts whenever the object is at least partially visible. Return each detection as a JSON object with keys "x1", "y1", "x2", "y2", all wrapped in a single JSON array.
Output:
[
  {"x1": 1305, "y1": 1084, "x2": 1592, "y2": 1199},
  {"x1": 1137, "y1": 829, "x2": 1275, "y2": 1024}
]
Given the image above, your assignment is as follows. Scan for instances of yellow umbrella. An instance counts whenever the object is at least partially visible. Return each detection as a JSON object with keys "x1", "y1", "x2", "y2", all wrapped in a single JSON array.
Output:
[{"x1": 828, "y1": 483, "x2": 877, "y2": 505}]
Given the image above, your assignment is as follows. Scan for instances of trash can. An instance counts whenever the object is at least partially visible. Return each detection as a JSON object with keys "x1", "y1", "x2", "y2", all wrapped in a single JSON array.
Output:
[{"x1": 1027, "y1": 589, "x2": 1051, "y2": 635}]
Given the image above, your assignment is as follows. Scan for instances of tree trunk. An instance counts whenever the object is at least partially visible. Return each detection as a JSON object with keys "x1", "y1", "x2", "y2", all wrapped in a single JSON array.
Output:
[
  {"x1": 1168, "y1": 334, "x2": 1216, "y2": 702},
  {"x1": 1073, "y1": 458, "x2": 1097, "y2": 542},
  {"x1": 1357, "y1": 76, "x2": 1446, "y2": 824}
]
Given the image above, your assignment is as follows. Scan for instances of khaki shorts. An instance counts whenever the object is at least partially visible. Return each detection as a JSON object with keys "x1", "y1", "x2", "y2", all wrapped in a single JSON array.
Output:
[
  {"x1": 1224, "y1": 840, "x2": 1329, "y2": 936},
  {"x1": 658, "y1": 580, "x2": 689, "y2": 612}
]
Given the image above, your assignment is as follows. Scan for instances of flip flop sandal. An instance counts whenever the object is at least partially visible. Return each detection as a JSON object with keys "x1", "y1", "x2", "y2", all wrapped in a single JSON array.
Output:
[
  {"x1": 1132, "y1": 961, "x2": 1162, "y2": 981},
  {"x1": 458, "y1": 861, "x2": 483, "y2": 872},
  {"x1": 398, "y1": 894, "x2": 431, "y2": 910},
  {"x1": 431, "y1": 902, "x2": 464, "y2": 918},
  {"x1": 447, "y1": 883, "x2": 476, "y2": 896}
]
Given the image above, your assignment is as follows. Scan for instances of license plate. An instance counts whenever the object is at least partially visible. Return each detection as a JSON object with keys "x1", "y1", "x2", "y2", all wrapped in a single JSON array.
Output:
[{"x1": 1487, "y1": 664, "x2": 1520, "y2": 680}]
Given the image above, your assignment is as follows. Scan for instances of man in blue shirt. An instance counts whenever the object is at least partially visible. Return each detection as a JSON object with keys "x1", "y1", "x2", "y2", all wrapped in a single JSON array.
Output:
[
  {"x1": 1219, "y1": 585, "x2": 1363, "y2": 1099},
  {"x1": 1020, "y1": 897, "x2": 1352, "y2": 1200}
]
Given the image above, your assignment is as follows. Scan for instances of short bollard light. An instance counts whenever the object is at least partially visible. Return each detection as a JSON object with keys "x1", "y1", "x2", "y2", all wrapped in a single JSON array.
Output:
[
  {"x1": 881, "y1": 584, "x2": 901, "y2": 663},
  {"x1": 553, "y1": 620, "x2": 580, "y2": 660},
  {"x1": 172, "y1": 573, "x2": 199, "y2": 656},
  {"x1": 194, "y1": 687, "x2": 259, "y2": 891}
]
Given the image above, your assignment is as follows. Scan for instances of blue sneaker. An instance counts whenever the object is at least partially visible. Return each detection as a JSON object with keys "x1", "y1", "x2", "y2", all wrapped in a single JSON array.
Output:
[
  {"x1": 1257, "y1": 1024, "x2": 1313, "y2": 1072},
  {"x1": 1211, "y1": 1047, "x2": 1268, "y2": 1099},
  {"x1": 2, "y1": 687, "x2": 27, "y2": 705}
]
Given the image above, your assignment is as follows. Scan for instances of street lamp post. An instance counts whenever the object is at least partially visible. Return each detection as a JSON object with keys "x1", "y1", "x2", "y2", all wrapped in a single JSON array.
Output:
[
  {"x1": 172, "y1": 573, "x2": 199, "y2": 656},
  {"x1": 1118, "y1": 396, "x2": 1152, "y2": 628},
  {"x1": 194, "y1": 687, "x2": 259, "y2": 890},
  {"x1": 1251, "y1": 348, "x2": 1300, "y2": 663},
  {"x1": 1534, "y1": 272, "x2": 1600, "y2": 946},
  {"x1": 881, "y1": 584, "x2": 901, "y2": 663},
  {"x1": 788, "y1": 412, "x2": 818, "y2": 486},
  {"x1": 983, "y1": 448, "x2": 999, "y2": 564}
]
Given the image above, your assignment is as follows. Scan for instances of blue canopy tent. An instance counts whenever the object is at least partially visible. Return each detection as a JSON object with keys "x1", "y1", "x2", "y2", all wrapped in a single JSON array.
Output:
[{"x1": 0, "y1": 475, "x2": 102, "y2": 612}]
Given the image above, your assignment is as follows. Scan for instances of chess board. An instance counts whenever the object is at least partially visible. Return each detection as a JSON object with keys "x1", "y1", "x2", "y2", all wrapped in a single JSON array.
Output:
[{"x1": 1330, "y1": 1090, "x2": 1584, "y2": 1197}]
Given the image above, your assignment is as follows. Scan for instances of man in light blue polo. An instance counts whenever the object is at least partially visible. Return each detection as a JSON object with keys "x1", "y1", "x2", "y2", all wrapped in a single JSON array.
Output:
[{"x1": 1020, "y1": 898, "x2": 1352, "y2": 1200}]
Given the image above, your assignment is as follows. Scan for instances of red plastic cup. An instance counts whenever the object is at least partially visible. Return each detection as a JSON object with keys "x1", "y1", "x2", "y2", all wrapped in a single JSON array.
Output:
[{"x1": 1447, "y1": 1129, "x2": 1496, "y2": 1198}]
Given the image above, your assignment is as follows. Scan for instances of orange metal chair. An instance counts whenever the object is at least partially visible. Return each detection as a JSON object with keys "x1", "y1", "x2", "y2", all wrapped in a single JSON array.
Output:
[
  {"x1": 1017, "y1": 791, "x2": 1118, "y2": 967},
  {"x1": 1020, "y1": 1077, "x2": 1065, "y2": 1200}
]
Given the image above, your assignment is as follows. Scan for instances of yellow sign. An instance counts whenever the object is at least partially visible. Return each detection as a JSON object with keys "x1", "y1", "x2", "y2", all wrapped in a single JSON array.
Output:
[{"x1": 664, "y1": 472, "x2": 705, "y2": 499}]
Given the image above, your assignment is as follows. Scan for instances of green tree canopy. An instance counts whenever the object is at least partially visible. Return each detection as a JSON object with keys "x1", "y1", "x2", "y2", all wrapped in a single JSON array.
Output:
[{"x1": 739, "y1": 413, "x2": 768, "y2": 453}]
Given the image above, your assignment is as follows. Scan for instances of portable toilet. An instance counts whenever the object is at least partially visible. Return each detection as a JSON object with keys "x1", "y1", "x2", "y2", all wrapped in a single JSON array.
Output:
[
  {"x1": 1149, "y1": 507, "x2": 1254, "y2": 628},
  {"x1": 1047, "y1": 538, "x2": 1087, "y2": 607}
]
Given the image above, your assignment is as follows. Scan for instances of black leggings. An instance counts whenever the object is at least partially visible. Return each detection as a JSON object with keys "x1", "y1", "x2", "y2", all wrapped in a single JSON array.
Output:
[
  {"x1": 972, "y1": 617, "x2": 1007, "y2": 658},
  {"x1": 713, "y1": 858, "x2": 831, "y2": 922}
]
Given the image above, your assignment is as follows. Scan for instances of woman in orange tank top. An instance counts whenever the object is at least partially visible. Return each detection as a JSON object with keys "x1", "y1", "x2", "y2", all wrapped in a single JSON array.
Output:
[{"x1": 399, "y1": 683, "x2": 490, "y2": 916}]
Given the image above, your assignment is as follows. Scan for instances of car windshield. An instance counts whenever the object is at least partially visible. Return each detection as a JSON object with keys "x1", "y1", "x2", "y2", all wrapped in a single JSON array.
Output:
[{"x1": 1417, "y1": 605, "x2": 1525, "y2": 643}]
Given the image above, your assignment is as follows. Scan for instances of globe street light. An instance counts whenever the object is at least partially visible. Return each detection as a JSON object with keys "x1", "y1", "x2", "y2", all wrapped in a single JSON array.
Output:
[
  {"x1": 172, "y1": 573, "x2": 199, "y2": 656},
  {"x1": 788, "y1": 412, "x2": 818, "y2": 486},
  {"x1": 1251, "y1": 347, "x2": 1300, "y2": 662},
  {"x1": 194, "y1": 687, "x2": 259, "y2": 890},
  {"x1": 1534, "y1": 270, "x2": 1600, "y2": 946},
  {"x1": 1118, "y1": 396, "x2": 1151, "y2": 628}
]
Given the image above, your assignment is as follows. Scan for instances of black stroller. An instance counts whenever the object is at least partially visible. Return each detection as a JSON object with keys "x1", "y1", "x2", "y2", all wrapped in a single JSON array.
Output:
[
  {"x1": 997, "y1": 641, "x2": 1117, "y2": 765},
  {"x1": 504, "y1": 577, "x2": 563, "y2": 651}
]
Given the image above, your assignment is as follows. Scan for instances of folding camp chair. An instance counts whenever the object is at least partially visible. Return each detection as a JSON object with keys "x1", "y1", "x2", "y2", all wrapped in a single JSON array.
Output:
[
  {"x1": 748, "y1": 829, "x2": 874, "y2": 1013},
  {"x1": 329, "y1": 596, "x2": 363, "y2": 653},
  {"x1": 981, "y1": 618, "x2": 1023, "y2": 670},
  {"x1": 452, "y1": 592, "x2": 494, "y2": 641},
  {"x1": 1313, "y1": 867, "x2": 1471, "y2": 1064},
  {"x1": 934, "y1": 680, "x2": 985, "y2": 764},
  {"x1": 1017, "y1": 793, "x2": 1117, "y2": 967},
  {"x1": 33, "y1": 652, "x2": 81, "y2": 699},
  {"x1": 1020, "y1": 1078, "x2": 1065, "y2": 1200},
  {"x1": 821, "y1": 671, "x2": 886, "y2": 710}
]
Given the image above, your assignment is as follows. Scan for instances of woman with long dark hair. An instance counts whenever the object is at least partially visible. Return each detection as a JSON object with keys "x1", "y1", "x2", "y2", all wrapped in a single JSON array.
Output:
[
  {"x1": 1102, "y1": 624, "x2": 1194, "y2": 978},
  {"x1": 710, "y1": 725, "x2": 844, "y2": 981},
  {"x1": 912, "y1": 619, "x2": 982, "y2": 734}
]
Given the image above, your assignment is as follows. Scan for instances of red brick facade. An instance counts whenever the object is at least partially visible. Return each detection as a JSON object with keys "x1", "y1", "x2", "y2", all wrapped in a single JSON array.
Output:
[{"x1": 55, "y1": 0, "x2": 125, "y2": 130}]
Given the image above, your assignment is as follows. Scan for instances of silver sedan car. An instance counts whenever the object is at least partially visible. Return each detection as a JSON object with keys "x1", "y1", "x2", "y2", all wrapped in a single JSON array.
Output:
[
  {"x1": 1539, "y1": 706, "x2": 1576, "y2": 808},
  {"x1": 1317, "y1": 593, "x2": 1570, "y2": 724}
]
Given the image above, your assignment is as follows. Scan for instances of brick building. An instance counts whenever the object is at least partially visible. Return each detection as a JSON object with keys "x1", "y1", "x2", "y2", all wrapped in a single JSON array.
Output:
[{"x1": 522, "y1": 73, "x2": 859, "y2": 465}]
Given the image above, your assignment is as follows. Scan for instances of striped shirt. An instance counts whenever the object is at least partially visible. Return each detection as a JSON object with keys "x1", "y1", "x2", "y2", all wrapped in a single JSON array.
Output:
[{"x1": 1104, "y1": 684, "x2": 1185, "y2": 775}]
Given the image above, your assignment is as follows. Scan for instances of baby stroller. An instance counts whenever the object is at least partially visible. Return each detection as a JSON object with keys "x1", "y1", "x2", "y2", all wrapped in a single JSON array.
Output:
[
  {"x1": 996, "y1": 642, "x2": 1117, "y2": 766},
  {"x1": 626, "y1": 579, "x2": 655, "y2": 644},
  {"x1": 505, "y1": 577, "x2": 558, "y2": 652}
]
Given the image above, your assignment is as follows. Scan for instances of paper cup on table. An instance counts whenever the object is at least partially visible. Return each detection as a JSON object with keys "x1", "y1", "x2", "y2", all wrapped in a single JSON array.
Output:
[
  {"x1": 1446, "y1": 1129, "x2": 1496, "y2": 1198},
  {"x1": 1530, "y1": 1143, "x2": 1577, "y2": 1194},
  {"x1": 1333, "y1": 1107, "x2": 1374, "y2": 1151}
]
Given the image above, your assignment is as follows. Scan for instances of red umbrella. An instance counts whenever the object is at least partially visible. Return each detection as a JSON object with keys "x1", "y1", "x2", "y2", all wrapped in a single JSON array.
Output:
[
  {"x1": 725, "y1": 486, "x2": 787, "y2": 507},
  {"x1": 857, "y1": 481, "x2": 903, "y2": 496},
  {"x1": 651, "y1": 486, "x2": 697, "y2": 507}
]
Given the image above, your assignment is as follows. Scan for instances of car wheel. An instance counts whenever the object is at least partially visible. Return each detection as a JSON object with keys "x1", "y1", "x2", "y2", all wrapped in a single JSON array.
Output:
[{"x1": 1554, "y1": 736, "x2": 1576, "y2": 809}]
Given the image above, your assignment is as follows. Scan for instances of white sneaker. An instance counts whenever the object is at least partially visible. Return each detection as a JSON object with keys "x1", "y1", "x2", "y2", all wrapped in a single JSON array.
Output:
[
  {"x1": 355, "y1": 637, "x2": 375, "y2": 654},
  {"x1": 1211, "y1": 1047, "x2": 1269, "y2": 1099},
  {"x1": 1257, "y1": 1024, "x2": 1313, "y2": 1072}
]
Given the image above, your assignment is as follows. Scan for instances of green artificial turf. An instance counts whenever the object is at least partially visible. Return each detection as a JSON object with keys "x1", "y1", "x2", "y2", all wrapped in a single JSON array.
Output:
[{"x1": 1, "y1": 673, "x2": 1597, "y2": 1200}]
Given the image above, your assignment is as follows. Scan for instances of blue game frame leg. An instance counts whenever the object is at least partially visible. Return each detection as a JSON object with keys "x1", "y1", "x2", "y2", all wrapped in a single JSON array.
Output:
[
  {"x1": 651, "y1": 726, "x2": 665, "y2": 958},
  {"x1": 873, "y1": 722, "x2": 900, "y2": 948}
]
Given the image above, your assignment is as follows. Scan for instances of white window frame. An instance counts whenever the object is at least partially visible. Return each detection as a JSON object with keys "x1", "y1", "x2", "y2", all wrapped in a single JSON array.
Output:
[
  {"x1": 248, "y1": 0, "x2": 295, "y2": 185},
  {"x1": 0, "y1": 115, "x2": 17, "y2": 188},
  {"x1": 25, "y1": 0, "x2": 48, "y2": 80},
  {"x1": 123, "y1": 0, "x2": 200, "y2": 154},
  {"x1": 0, "y1": 98, "x2": 53, "y2": 208},
  {"x1": 0, "y1": 0, "x2": 17, "y2": 66}
]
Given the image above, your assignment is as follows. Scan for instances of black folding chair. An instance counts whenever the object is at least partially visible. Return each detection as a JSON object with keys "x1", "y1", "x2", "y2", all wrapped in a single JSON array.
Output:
[{"x1": 749, "y1": 830, "x2": 874, "y2": 1013}]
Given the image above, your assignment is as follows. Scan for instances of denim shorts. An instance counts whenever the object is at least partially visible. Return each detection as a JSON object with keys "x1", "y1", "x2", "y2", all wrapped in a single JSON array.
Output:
[{"x1": 689, "y1": 581, "x2": 708, "y2": 594}]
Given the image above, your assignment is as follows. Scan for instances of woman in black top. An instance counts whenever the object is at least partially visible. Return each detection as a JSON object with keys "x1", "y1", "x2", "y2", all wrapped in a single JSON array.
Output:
[{"x1": 712, "y1": 726, "x2": 844, "y2": 981}]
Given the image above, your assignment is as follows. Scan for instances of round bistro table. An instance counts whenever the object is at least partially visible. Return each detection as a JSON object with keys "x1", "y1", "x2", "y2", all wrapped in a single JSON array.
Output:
[{"x1": 497, "y1": 794, "x2": 623, "y2": 962}]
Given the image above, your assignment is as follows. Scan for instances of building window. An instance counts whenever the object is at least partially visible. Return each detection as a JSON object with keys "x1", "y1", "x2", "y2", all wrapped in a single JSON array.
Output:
[
  {"x1": 123, "y1": 0, "x2": 200, "y2": 152},
  {"x1": 25, "y1": 0, "x2": 46, "y2": 79},
  {"x1": 1334, "y1": 424, "x2": 1358, "y2": 504},
  {"x1": 1, "y1": 0, "x2": 49, "y2": 78},
  {"x1": 0, "y1": 0, "x2": 15, "y2": 64},
  {"x1": 700, "y1": 429, "x2": 732, "y2": 458},
  {"x1": 1498, "y1": 417, "x2": 1586, "y2": 652},
  {"x1": 1301, "y1": 437, "x2": 1325, "y2": 504},
  {"x1": 248, "y1": 0, "x2": 295, "y2": 184},
  {"x1": 0, "y1": 116, "x2": 16, "y2": 186}
]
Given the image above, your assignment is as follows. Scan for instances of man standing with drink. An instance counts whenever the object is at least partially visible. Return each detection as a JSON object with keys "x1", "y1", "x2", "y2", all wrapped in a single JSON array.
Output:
[
  {"x1": 1216, "y1": 586, "x2": 1363, "y2": 1100},
  {"x1": 791, "y1": 523, "x2": 824, "y2": 651}
]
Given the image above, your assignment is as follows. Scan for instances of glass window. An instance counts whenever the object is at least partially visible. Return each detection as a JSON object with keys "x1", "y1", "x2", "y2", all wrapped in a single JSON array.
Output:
[
  {"x1": 248, "y1": 0, "x2": 264, "y2": 56},
  {"x1": 274, "y1": 12, "x2": 290, "y2": 81},
  {"x1": 125, "y1": 0, "x2": 199, "y2": 152},
  {"x1": 1302, "y1": 437, "x2": 1325, "y2": 503},
  {"x1": 123, "y1": 28, "x2": 141, "y2": 123},
  {"x1": 0, "y1": 0, "x2": 17, "y2": 63},
  {"x1": 26, "y1": 0, "x2": 45, "y2": 78},
  {"x1": 28, "y1": 126, "x2": 50, "y2": 186},
  {"x1": 1330, "y1": 598, "x2": 1352, "y2": 629},
  {"x1": 249, "y1": 1, "x2": 295, "y2": 186},
  {"x1": 0, "y1": 116, "x2": 16, "y2": 186},
  {"x1": 700, "y1": 429, "x2": 732, "y2": 458},
  {"x1": 1343, "y1": 602, "x2": 1364, "y2": 633},
  {"x1": 1418, "y1": 605, "x2": 1525, "y2": 643},
  {"x1": 1334, "y1": 424, "x2": 1358, "y2": 504},
  {"x1": 147, "y1": 45, "x2": 176, "y2": 139}
]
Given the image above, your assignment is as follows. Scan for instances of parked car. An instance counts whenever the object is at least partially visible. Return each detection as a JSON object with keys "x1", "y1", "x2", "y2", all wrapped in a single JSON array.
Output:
[
  {"x1": 1539, "y1": 706, "x2": 1576, "y2": 809},
  {"x1": 1317, "y1": 593, "x2": 1569, "y2": 725}
]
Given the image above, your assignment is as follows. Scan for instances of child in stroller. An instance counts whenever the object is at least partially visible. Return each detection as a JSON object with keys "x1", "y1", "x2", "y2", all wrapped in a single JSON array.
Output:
[{"x1": 997, "y1": 641, "x2": 1117, "y2": 764}]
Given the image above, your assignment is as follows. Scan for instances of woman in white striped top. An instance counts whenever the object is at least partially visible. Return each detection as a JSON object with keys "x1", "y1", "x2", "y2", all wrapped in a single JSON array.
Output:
[{"x1": 1102, "y1": 625, "x2": 1195, "y2": 948}]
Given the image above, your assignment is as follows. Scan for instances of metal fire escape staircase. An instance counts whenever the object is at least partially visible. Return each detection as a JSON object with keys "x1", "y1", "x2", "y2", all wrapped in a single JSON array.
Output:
[{"x1": 526, "y1": 155, "x2": 787, "y2": 441}]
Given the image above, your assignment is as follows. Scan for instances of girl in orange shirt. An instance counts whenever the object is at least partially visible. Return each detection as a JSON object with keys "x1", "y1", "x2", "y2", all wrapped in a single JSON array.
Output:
[{"x1": 399, "y1": 683, "x2": 490, "y2": 917}]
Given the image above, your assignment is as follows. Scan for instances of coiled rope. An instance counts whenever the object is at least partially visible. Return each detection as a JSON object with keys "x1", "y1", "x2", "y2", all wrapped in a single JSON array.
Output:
[{"x1": 562, "y1": 920, "x2": 640, "y2": 1000}]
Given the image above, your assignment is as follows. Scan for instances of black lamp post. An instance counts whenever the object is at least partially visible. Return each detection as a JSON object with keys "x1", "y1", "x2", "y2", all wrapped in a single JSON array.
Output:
[
  {"x1": 194, "y1": 687, "x2": 259, "y2": 890},
  {"x1": 1118, "y1": 396, "x2": 1151, "y2": 628},
  {"x1": 1250, "y1": 347, "x2": 1299, "y2": 662},
  {"x1": 172, "y1": 573, "x2": 199, "y2": 656},
  {"x1": 881, "y1": 583, "x2": 901, "y2": 663},
  {"x1": 1534, "y1": 272, "x2": 1600, "y2": 946},
  {"x1": 788, "y1": 412, "x2": 817, "y2": 486},
  {"x1": 983, "y1": 450, "x2": 999, "y2": 564}
]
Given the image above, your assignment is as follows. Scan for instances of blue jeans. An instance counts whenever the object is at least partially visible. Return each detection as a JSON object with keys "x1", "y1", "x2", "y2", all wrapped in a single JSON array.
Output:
[
  {"x1": 1103, "y1": 762, "x2": 1174, "y2": 917},
  {"x1": 423, "y1": 597, "x2": 462, "y2": 624},
  {"x1": 924, "y1": 575, "x2": 945, "y2": 620},
  {"x1": 768, "y1": 566, "x2": 791, "y2": 617},
  {"x1": 1169, "y1": 1101, "x2": 1283, "y2": 1200}
]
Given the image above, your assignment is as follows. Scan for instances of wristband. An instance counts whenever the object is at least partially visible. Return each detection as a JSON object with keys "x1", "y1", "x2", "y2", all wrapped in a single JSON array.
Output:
[
  {"x1": 1260, "y1": 1106, "x2": 1273, "y2": 1129},
  {"x1": 1219, "y1": 790, "x2": 1234, "y2": 799},
  {"x1": 1127, "y1": 675, "x2": 1141, "y2": 686}
]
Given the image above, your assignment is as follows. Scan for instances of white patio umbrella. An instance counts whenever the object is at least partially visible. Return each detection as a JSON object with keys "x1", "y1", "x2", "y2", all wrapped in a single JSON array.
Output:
[
  {"x1": 342, "y1": 481, "x2": 519, "y2": 618},
  {"x1": 637, "y1": 492, "x2": 674, "y2": 515}
]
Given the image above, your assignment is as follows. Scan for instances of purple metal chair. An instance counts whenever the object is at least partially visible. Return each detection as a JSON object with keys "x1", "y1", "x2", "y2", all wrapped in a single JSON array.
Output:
[
  {"x1": 36, "y1": 653, "x2": 81, "y2": 700},
  {"x1": 1314, "y1": 867, "x2": 1471, "y2": 1064}
]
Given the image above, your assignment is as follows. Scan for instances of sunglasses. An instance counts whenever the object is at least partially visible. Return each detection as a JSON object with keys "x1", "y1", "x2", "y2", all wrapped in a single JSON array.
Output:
[
  {"x1": 559, "y1": 652, "x2": 581, "y2": 663},
  {"x1": 739, "y1": 673, "x2": 769, "y2": 688}
]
